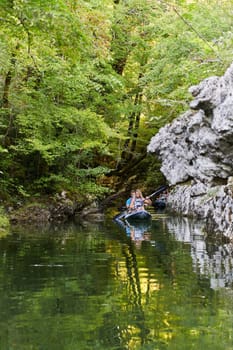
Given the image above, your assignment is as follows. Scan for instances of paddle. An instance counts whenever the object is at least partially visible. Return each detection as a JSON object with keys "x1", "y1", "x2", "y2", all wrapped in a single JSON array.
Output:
[
  {"x1": 146, "y1": 185, "x2": 168, "y2": 200},
  {"x1": 113, "y1": 210, "x2": 127, "y2": 221}
]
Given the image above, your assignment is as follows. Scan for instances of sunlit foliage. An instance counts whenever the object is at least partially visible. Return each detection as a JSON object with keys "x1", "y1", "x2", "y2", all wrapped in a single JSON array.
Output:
[{"x1": 1, "y1": 0, "x2": 233, "y2": 200}]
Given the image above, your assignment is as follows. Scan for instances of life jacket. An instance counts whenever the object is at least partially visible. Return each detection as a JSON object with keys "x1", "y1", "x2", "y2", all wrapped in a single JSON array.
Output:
[{"x1": 134, "y1": 198, "x2": 144, "y2": 209}]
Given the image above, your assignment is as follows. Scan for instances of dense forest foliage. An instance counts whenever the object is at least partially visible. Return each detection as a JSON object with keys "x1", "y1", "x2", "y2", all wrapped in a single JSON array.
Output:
[{"x1": 1, "y1": 0, "x2": 233, "y2": 204}]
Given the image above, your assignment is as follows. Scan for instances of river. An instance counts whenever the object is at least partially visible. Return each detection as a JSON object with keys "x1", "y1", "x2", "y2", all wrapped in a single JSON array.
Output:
[{"x1": 0, "y1": 212, "x2": 233, "y2": 350}]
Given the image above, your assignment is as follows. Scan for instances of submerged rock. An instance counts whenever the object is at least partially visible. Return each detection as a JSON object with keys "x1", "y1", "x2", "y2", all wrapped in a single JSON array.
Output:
[{"x1": 148, "y1": 63, "x2": 233, "y2": 236}]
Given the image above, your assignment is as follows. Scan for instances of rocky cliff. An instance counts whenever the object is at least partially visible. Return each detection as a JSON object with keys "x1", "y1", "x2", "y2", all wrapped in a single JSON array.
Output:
[{"x1": 148, "y1": 63, "x2": 233, "y2": 236}]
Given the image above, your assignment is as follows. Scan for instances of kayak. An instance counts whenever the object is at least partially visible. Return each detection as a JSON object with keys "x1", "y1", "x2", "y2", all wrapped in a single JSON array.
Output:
[
  {"x1": 113, "y1": 185, "x2": 168, "y2": 223},
  {"x1": 124, "y1": 209, "x2": 152, "y2": 221},
  {"x1": 113, "y1": 209, "x2": 152, "y2": 223}
]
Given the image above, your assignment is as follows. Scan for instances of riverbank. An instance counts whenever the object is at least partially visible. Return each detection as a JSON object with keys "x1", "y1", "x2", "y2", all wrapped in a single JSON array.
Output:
[
  {"x1": 2, "y1": 190, "x2": 106, "y2": 227},
  {"x1": 0, "y1": 207, "x2": 10, "y2": 237}
]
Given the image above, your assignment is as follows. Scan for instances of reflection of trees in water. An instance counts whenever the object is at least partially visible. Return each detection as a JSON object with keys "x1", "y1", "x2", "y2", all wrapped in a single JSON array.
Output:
[
  {"x1": 121, "y1": 240, "x2": 150, "y2": 347},
  {"x1": 123, "y1": 243, "x2": 142, "y2": 306},
  {"x1": 166, "y1": 216, "x2": 233, "y2": 289},
  {"x1": 98, "y1": 237, "x2": 151, "y2": 349}
]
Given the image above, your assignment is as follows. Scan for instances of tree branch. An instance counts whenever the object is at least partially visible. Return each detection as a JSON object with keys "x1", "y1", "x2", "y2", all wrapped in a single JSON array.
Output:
[{"x1": 161, "y1": 1, "x2": 222, "y2": 62}]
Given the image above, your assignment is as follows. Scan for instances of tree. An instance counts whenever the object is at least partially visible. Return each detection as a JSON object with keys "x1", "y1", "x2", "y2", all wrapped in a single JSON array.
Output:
[
  {"x1": 0, "y1": 0, "x2": 114, "y2": 199},
  {"x1": 1, "y1": 0, "x2": 233, "y2": 200}
]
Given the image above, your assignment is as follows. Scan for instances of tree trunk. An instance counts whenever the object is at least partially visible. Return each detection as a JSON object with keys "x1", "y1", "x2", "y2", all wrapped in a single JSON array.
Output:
[
  {"x1": 130, "y1": 93, "x2": 142, "y2": 154},
  {"x1": 2, "y1": 70, "x2": 12, "y2": 108},
  {"x1": 119, "y1": 92, "x2": 141, "y2": 166}
]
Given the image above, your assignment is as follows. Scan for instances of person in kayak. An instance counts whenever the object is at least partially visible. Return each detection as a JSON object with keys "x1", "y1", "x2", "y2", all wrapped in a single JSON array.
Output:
[
  {"x1": 129, "y1": 189, "x2": 151, "y2": 211},
  {"x1": 125, "y1": 190, "x2": 136, "y2": 211}
]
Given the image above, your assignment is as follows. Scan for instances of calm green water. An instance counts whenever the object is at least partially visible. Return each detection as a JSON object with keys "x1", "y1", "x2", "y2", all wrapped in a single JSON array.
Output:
[{"x1": 0, "y1": 214, "x2": 233, "y2": 350}]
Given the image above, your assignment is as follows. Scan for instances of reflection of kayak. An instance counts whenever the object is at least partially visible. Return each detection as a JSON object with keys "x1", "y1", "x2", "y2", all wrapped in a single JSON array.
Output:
[
  {"x1": 114, "y1": 215, "x2": 151, "y2": 238},
  {"x1": 125, "y1": 219, "x2": 151, "y2": 233},
  {"x1": 124, "y1": 209, "x2": 151, "y2": 222},
  {"x1": 125, "y1": 220, "x2": 152, "y2": 245}
]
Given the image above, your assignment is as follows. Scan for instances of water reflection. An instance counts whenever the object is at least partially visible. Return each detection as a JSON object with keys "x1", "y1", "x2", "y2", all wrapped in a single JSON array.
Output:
[
  {"x1": 114, "y1": 217, "x2": 152, "y2": 247},
  {"x1": 125, "y1": 221, "x2": 151, "y2": 249},
  {"x1": 1, "y1": 217, "x2": 233, "y2": 349},
  {"x1": 115, "y1": 213, "x2": 233, "y2": 290},
  {"x1": 166, "y1": 216, "x2": 233, "y2": 289}
]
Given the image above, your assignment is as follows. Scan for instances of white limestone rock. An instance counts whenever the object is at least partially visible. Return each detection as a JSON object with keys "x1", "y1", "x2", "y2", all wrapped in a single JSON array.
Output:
[{"x1": 148, "y1": 63, "x2": 233, "y2": 236}]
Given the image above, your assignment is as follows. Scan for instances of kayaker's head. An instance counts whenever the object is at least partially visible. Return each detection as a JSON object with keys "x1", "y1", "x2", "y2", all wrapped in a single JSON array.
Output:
[
  {"x1": 135, "y1": 189, "x2": 143, "y2": 198},
  {"x1": 130, "y1": 190, "x2": 135, "y2": 197}
]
